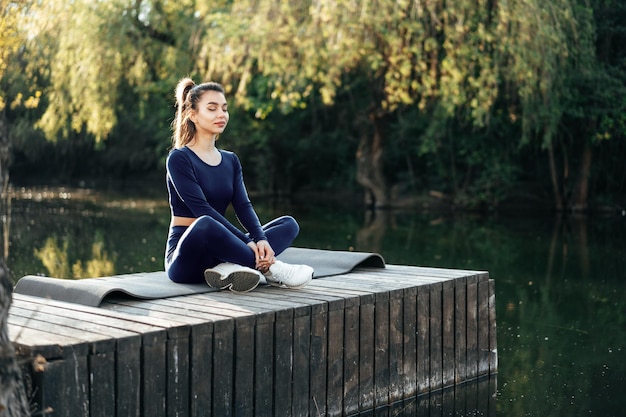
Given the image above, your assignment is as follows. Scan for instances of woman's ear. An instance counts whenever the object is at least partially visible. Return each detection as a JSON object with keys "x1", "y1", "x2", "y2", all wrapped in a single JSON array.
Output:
[{"x1": 189, "y1": 110, "x2": 197, "y2": 124}]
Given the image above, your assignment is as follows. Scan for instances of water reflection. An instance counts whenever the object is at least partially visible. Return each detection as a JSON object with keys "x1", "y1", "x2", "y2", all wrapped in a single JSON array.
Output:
[
  {"x1": 362, "y1": 376, "x2": 497, "y2": 417},
  {"x1": 34, "y1": 231, "x2": 115, "y2": 279},
  {"x1": 4, "y1": 191, "x2": 626, "y2": 416}
]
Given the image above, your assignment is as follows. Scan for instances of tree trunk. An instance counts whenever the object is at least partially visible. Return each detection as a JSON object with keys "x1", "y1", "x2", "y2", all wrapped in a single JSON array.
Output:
[
  {"x1": 1, "y1": 107, "x2": 12, "y2": 260},
  {"x1": 547, "y1": 140, "x2": 564, "y2": 211},
  {"x1": 1, "y1": 261, "x2": 30, "y2": 417},
  {"x1": 0, "y1": 108, "x2": 30, "y2": 417},
  {"x1": 355, "y1": 112, "x2": 389, "y2": 208},
  {"x1": 572, "y1": 143, "x2": 592, "y2": 211}
]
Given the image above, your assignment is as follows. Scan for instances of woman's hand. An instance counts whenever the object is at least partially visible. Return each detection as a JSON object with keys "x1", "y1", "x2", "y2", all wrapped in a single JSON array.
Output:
[{"x1": 247, "y1": 240, "x2": 275, "y2": 273}]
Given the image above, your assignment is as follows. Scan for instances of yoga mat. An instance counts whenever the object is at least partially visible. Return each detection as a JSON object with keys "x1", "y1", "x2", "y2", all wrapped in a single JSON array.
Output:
[{"x1": 13, "y1": 247, "x2": 385, "y2": 307}]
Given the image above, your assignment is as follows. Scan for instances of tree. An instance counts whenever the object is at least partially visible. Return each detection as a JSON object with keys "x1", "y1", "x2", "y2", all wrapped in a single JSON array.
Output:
[
  {"x1": 497, "y1": 0, "x2": 626, "y2": 210},
  {"x1": 1, "y1": 0, "x2": 34, "y2": 413},
  {"x1": 20, "y1": 0, "x2": 626, "y2": 210},
  {"x1": 195, "y1": 0, "x2": 502, "y2": 207}
]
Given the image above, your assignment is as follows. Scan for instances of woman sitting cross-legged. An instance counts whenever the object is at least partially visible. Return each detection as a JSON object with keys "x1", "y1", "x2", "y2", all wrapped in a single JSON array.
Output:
[{"x1": 164, "y1": 77, "x2": 313, "y2": 293}]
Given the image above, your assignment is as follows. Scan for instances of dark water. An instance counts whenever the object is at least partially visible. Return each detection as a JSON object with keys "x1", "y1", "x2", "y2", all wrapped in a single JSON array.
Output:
[{"x1": 5, "y1": 189, "x2": 625, "y2": 416}]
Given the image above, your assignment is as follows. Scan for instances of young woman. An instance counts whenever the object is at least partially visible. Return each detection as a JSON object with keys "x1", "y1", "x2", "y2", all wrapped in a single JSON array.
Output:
[{"x1": 164, "y1": 78, "x2": 313, "y2": 292}]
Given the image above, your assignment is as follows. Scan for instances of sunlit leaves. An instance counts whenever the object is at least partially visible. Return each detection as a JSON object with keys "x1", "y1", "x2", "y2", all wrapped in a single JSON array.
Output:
[
  {"x1": 33, "y1": 232, "x2": 115, "y2": 279},
  {"x1": 21, "y1": 0, "x2": 589, "y2": 144},
  {"x1": 196, "y1": 0, "x2": 504, "y2": 132},
  {"x1": 495, "y1": 0, "x2": 595, "y2": 146},
  {"x1": 29, "y1": 0, "x2": 196, "y2": 142},
  {"x1": 0, "y1": 0, "x2": 32, "y2": 111},
  {"x1": 33, "y1": 0, "x2": 124, "y2": 141}
]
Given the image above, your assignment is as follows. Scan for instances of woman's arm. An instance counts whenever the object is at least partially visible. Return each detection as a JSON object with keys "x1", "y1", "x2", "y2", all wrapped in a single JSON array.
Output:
[
  {"x1": 229, "y1": 153, "x2": 267, "y2": 243},
  {"x1": 167, "y1": 150, "x2": 252, "y2": 243}
]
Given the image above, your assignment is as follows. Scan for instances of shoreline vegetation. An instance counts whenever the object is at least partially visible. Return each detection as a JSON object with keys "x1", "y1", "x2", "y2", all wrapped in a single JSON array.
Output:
[{"x1": 6, "y1": 183, "x2": 625, "y2": 216}]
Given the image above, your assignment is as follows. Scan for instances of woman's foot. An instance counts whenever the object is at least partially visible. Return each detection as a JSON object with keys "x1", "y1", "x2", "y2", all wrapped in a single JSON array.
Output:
[
  {"x1": 263, "y1": 260, "x2": 314, "y2": 289},
  {"x1": 204, "y1": 263, "x2": 262, "y2": 293}
]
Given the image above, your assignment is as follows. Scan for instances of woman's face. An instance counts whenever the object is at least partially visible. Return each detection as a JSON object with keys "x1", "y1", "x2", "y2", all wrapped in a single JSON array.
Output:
[{"x1": 191, "y1": 90, "x2": 229, "y2": 137}]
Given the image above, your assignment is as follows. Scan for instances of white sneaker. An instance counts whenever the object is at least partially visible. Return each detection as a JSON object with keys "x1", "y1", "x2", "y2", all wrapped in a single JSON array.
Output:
[
  {"x1": 264, "y1": 260, "x2": 314, "y2": 289},
  {"x1": 204, "y1": 262, "x2": 262, "y2": 293}
]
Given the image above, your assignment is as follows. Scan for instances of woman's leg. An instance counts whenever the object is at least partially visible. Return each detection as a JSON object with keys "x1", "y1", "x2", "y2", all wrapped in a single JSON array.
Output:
[
  {"x1": 167, "y1": 215, "x2": 300, "y2": 284},
  {"x1": 166, "y1": 216, "x2": 257, "y2": 283},
  {"x1": 261, "y1": 215, "x2": 300, "y2": 255}
]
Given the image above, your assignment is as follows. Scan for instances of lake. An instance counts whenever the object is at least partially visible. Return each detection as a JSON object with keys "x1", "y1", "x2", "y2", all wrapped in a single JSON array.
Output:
[{"x1": 4, "y1": 187, "x2": 625, "y2": 416}]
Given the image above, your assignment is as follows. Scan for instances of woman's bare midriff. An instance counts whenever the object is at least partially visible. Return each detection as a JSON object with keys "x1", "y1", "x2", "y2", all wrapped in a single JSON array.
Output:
[{"x1": 171, "y1": 216, "x2": 196, "y2": 227}]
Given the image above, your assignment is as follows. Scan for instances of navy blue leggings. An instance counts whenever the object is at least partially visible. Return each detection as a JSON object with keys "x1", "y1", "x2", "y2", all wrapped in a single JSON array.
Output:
[{"x1": 165, "y1": 215, "x2": 299, "y2": 283}]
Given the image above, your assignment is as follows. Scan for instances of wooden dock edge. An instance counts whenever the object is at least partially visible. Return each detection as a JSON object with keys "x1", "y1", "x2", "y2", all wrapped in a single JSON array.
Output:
[{"x1": 9, "y1": 264, "x2": 497, "y2": 417}]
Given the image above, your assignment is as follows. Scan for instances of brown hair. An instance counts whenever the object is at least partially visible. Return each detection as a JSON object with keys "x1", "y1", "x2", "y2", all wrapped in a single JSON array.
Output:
[{"x1": 171, "y1": 77, "x2": 226, "y2": 148}]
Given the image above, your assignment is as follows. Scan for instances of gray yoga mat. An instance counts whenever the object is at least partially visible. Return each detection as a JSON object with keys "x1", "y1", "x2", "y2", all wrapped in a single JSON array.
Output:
[{"x1": 13, "y1": 247, "x2": 385, "y2": 307}]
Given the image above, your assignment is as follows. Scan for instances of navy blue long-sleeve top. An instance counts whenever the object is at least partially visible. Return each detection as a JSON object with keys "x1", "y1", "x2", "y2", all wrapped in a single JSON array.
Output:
[{"x1": 166, "y1": 146, "x2": 266, "y2": 243}]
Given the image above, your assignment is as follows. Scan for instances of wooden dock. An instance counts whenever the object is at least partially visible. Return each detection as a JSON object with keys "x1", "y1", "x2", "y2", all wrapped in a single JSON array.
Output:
[{"x1": 8, "y1": 264, "x2": 497, "y2": 417}]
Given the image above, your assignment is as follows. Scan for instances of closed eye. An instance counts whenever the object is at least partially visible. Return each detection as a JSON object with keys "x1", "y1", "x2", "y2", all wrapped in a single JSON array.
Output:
[{"x1": 207, "y1": 102, "x2": 228, "y2": 112}]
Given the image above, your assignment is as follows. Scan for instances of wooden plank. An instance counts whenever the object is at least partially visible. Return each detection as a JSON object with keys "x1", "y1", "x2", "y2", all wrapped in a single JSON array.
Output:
[
  {"x1": 287, "y1": 279, "x2": 361, "y2": 415},
  {"x1": 9, "y1": 312, "x2": 106, "y2": 416},
  {"x1": 191, "y1": 289, "x2": 281, "y2": 414},
  {"x1": 234, "y1": 315, "x2": 256, "y2": 417},
  {"x1": 104, "y1": 299, "x2": 207, "y2": 417},
  {"x1": 146, "y1": 295, "x2": 257, "y2": 416},
  {"x1": 374, "y1": 291, "x2": 390, "y2": 408},
  {"x1": 9, "y1": 320, "x2": 88, "y2": 360},
  {"x1": 292, "y1": 310, "x2": 311, "y2": 417},
  {"x1": 328, "y1": 271, "x2": 441, "y2": 291},
  {"x1": 212, "y1": 319, "x2": 235, "y2": 416},
  {"x1": 43, "y1": 355, "x2": 89, "y2": 417},
  {"x1": 306, "y1": 277, "x2": 379, "y2": 414},
  {"x1": 203, "y1": 292, "x2": 302, "y2": 417},
  {"x1": 141, "y1": 334, "x2": 168, "y2": 417},
  {"x1": 488, "y1": 279, "x2": 498, "y2": 373},
  {"x1": 478, "y1": 277, "x2": 490, "y2": 377},
  {"x1": 415, "y1": 285, "x2": 429, "y2": 394},
  {"x1": 12, "y1": 295, "x2": 164, "y2": 417},
  {"x1": 342, "y1": 299, "x2": 360, "y2": 416},
  {"x1": 214, "y1": 289, "x2": 312, "y2": 417},
  {"x1": 465, "y1": 274, "x2": 478, "y2": 380},
  {"x1": 442, "y1": 279, "x2": 455, "y2": 388},
  {"x1": 388, "y1": 287, "x2": 405, "y2": 403},
  {"x1": 101, "y1": 301, "x2": 192, "y2": 417},
  {"x1": 240, "y1": 288, "x2": 346, "y2": 417},
  {"x1": 14, "y1": 294, "x2": 169, "y2": 336},
  {"x1": 252, "y1": 286, "x2": 344, "y2": 415},
  {"x1": 429, "y1": 282, "x2": 443, "y2": 391},
  {"x1": 454, "y1": 276, "x2": 468, "y2": 385},
  {"x1": 89, "y1": 351, "x2": 115, "y2": 417},
  {"x1": 325, "y1": 297, "x2": 345, "y2": 416},
  {"x1": 9, "y1": 303, "x2": 146, "y2": 417},
  {"x1": 127, "y1": 295, "x2": 265, "y2": 417},
  {"x1": 273, "y1": 308, "x2": 295, "y2": 417},
  {"x1": 167, "y1": 332, "x2": 190, "y2": 417},
  {"x1": 8, "y1": 308, "x2": 115, "y2": 354},
  {"x1": 359, "y1": 299, "x2": 375, "y2": 411},
  {"x1": 309, "y1": 300, "x2": 328, "y2": 417},
  {"x1": 383, "y1": 264, "x2": 486, "y2": 278},
  {"x1": 254, "y1": 317, "x2": 274, "y2": 417},
  {"x1": 401, "y1": 286, "x2": 417, "y2": 399},
  {"x1": 305, "y1": 279, "x2": 377, "y2": 305},
  {"x1": 116, "y1": 333, "x2": 143, "y2": 417}
]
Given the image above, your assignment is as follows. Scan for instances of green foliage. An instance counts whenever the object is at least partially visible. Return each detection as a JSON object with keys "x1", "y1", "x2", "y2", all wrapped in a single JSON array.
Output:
[{"x1": 3, "y1": 0, "x2": 626, "y2": 209}]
